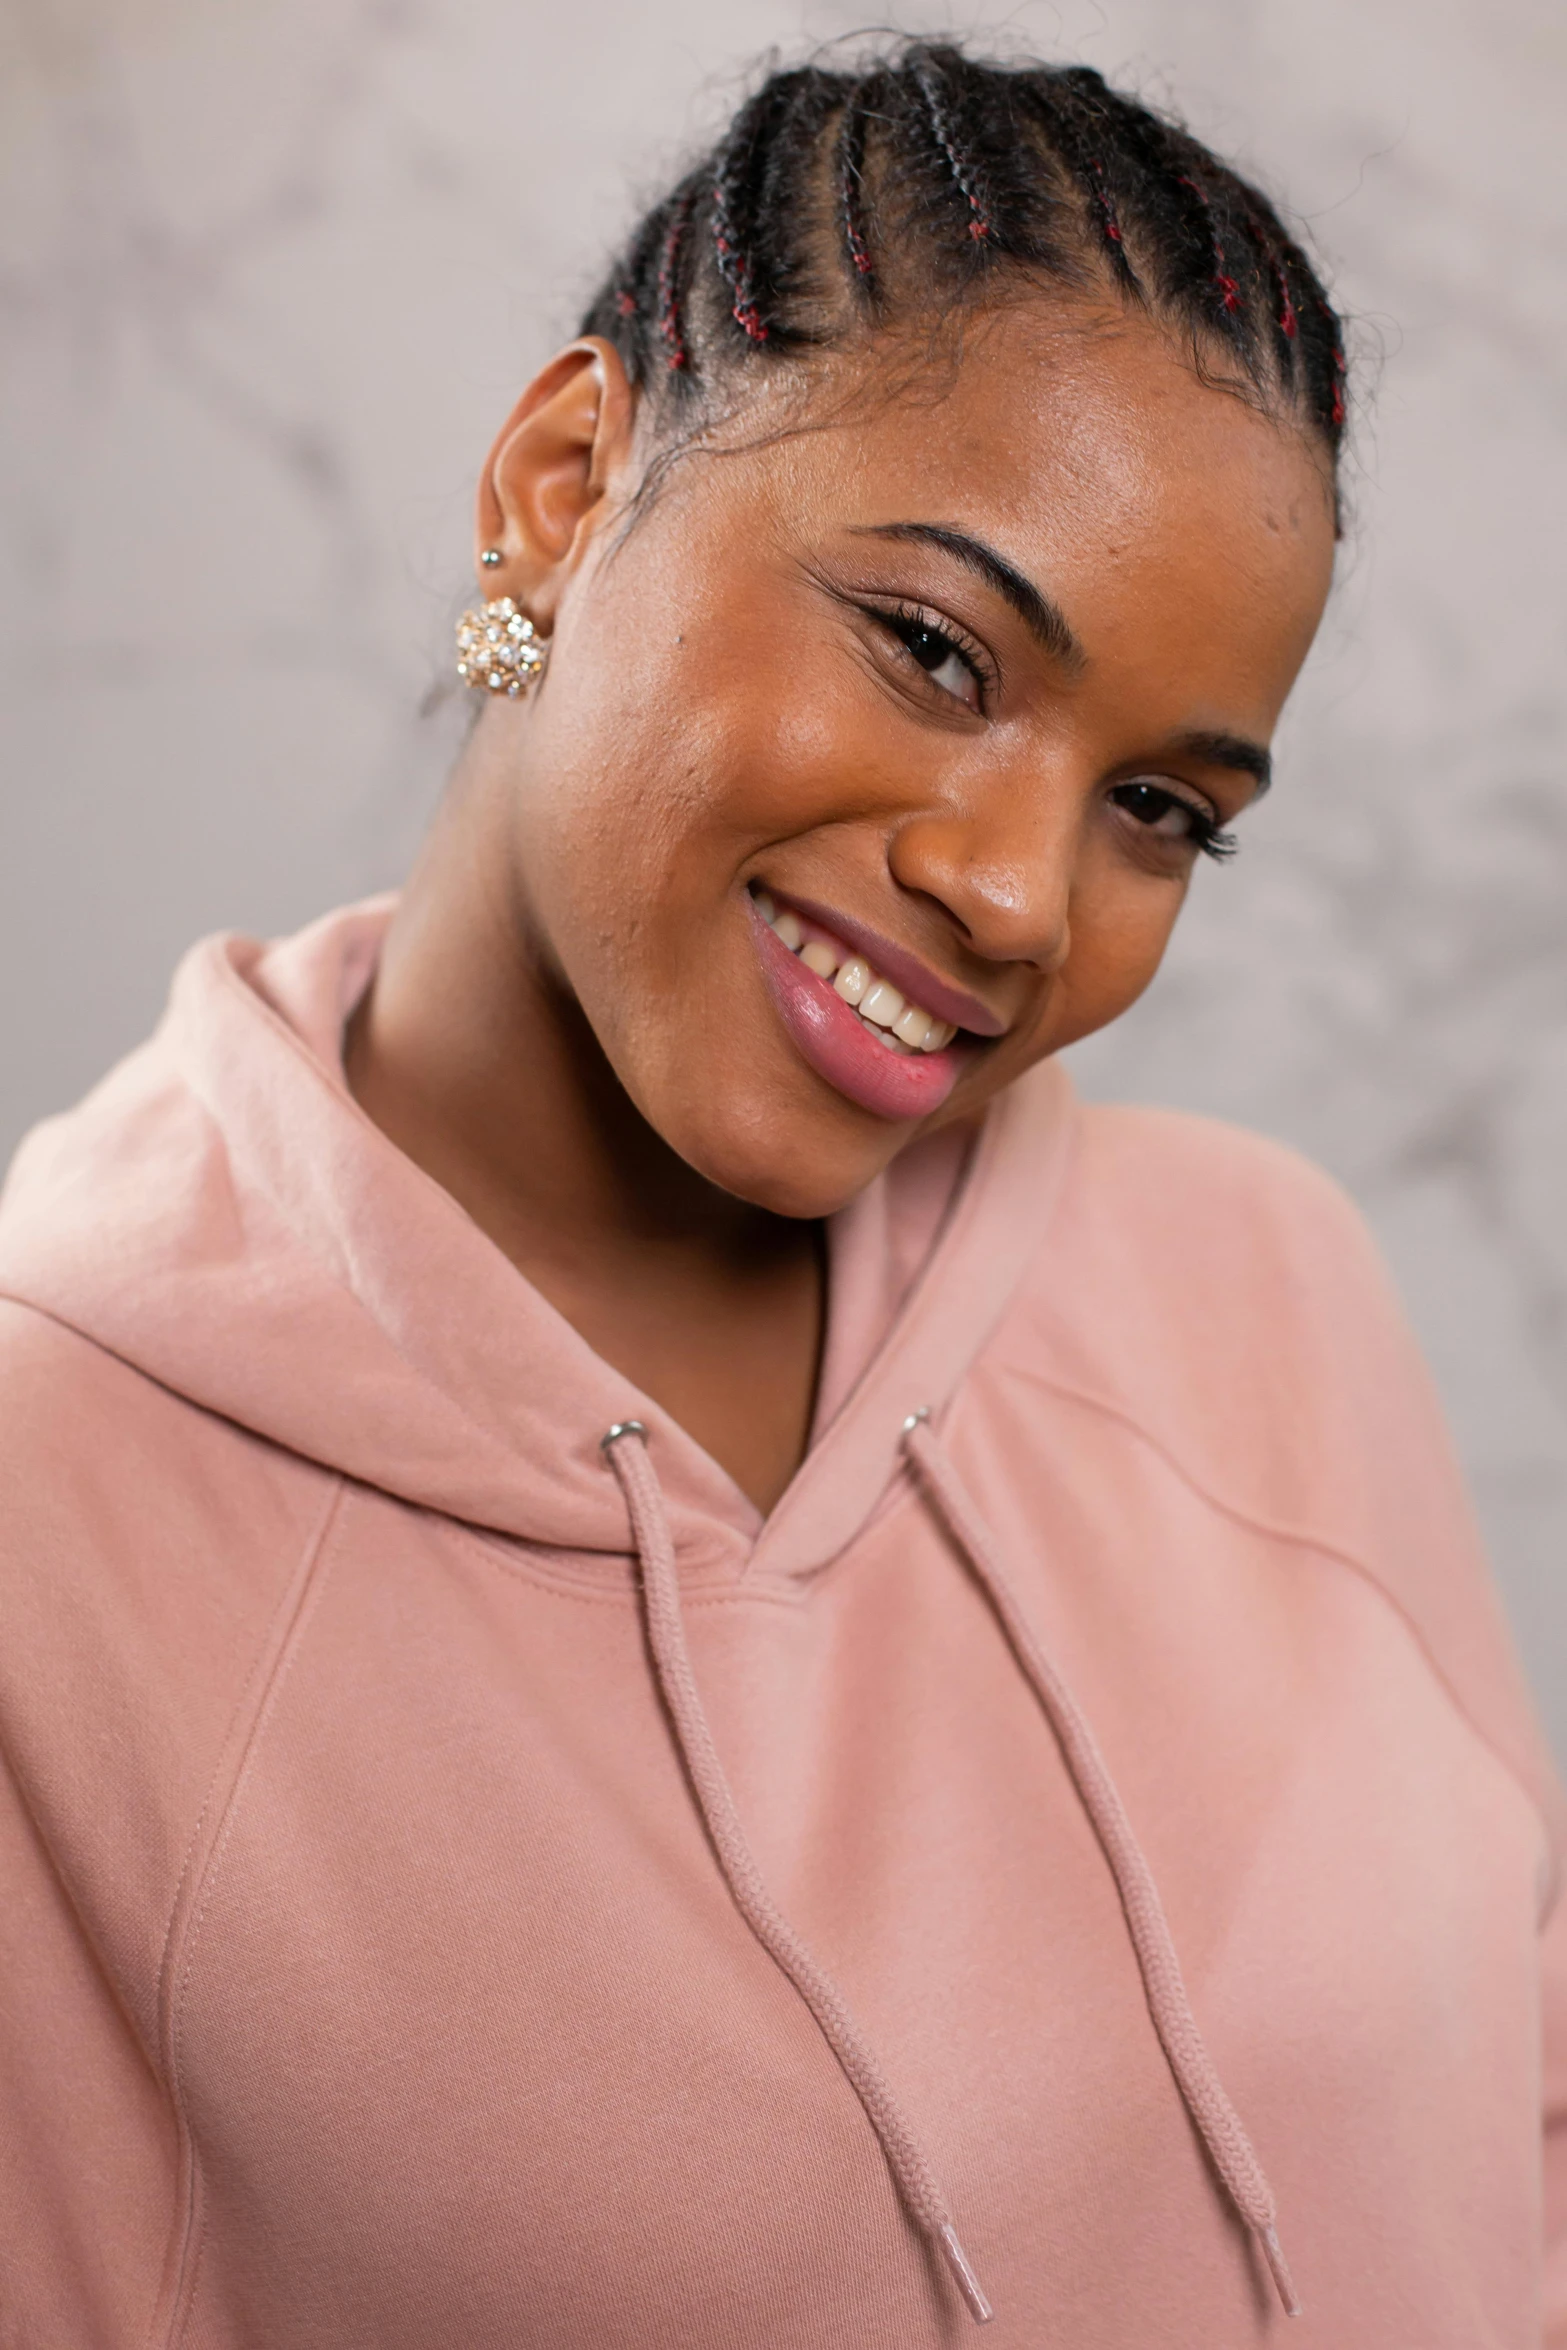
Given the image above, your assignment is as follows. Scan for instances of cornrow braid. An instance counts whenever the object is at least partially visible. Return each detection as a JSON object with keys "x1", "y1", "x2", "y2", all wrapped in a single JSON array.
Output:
[
  {"x1": 711, "y1": 203, "x2": 767, "y2": 344},
  {"x1": 1274, "y1": 223, "x2": 1344, "y2": 425},
  {"x1": 710, "y1": 70, "x2": 834, "y2": 347},
  {"x1": 1250, "y1": 215, "x2": 1299, "y2": 342},
  {"x1": 1026, "y1": 71, "x2": 1141, "y2": 294},
  {"x1": 910, "y1": 51, "x2": 996, "y2": 243},
  {"x1": 836, "y1": 85, "x2": 876, "y2": 289},
  {"x1": 1086, "y1": 158, "x2": 1130, "y2": 267},
  {"x1": 1317, "y1": 298, "x2": 1348, "y2": 428},
  {"x1": 656, "y1": 185, "x2": 698, "y2": 372},
  {"x1": 1176, "y1": 170, "x2": 1243, "y2": 319},
  {"x1": 709, "y1": 83, "x2": 794, "y2": 343},
  {"x1": 1233, "y1": 204, "x2": 1301, "y2": 389},
  {"x1": 582, "y1": 38, "x2": 1349, "y2": 467}
]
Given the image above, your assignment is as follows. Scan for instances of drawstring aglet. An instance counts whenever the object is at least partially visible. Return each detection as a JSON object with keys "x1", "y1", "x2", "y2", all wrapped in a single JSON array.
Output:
[
  {"x1": 938, "y1": 2222, "x2": 994, "y2": 2324},
  {"x1": 1260, "y1": 2223, "x2": 1303, "y2": 2319}
]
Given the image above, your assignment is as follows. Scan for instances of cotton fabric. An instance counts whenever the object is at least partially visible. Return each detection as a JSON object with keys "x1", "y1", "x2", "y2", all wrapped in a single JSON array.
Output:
[{"x1": 2, "y1": 899, "x2": 1565, "y2": 2348}]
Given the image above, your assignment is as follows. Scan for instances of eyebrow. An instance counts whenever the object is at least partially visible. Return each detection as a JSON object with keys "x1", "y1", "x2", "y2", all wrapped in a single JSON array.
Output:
[
  {"x1": 847, "y1": 521, "x2": 1085, "y2": 671},
  {"x1": 1169, "y1": 729, "x2": 1274, "y2": 797}
]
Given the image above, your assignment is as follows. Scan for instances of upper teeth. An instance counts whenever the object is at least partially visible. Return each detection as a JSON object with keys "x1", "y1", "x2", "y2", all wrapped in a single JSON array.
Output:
[{"x1": 754, "y1": 892, "x2": 957, "y2": 1054}]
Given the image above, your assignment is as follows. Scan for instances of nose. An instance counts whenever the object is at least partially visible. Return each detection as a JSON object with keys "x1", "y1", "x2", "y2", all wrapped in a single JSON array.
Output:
[{"x1": 886, "y1": 785, "x2": 1079, "y2": 974}]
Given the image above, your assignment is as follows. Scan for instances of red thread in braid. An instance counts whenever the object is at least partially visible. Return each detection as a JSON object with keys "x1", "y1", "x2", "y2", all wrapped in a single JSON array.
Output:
[
  {"x1": 1178, "y1": 172, "x2": 1241, "y2": 314},
  {"x1": 615, "y1": 289, "x2": 637, "y2": 319},
  {"x1": 846, "y1": 211, "x2": 874, "y2": 276},
  {"x1": 839, "y1": 103, "x2": 874, "y2": 279},
  {"x1": 1241, "y1": 209, "x2": 1299, "y2": 345},
  {"x1": 711, "y1": 207, "x2": 769, "y2": 344},
  {"x1": 656, "y1": 191, "x2": 696, "y2": 371},
  {"x1": 1088, "y1": 157, "x2": 1124, "y2": 246}
]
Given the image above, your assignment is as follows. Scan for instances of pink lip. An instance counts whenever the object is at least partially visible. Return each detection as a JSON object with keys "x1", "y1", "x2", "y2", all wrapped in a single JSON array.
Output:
[
  {"x1": 779, "y1": 892, "x2": 1007, "y2": 1040},
  {"x1": 749, "y1": 900, "x2": 968, "y2": 1123}
]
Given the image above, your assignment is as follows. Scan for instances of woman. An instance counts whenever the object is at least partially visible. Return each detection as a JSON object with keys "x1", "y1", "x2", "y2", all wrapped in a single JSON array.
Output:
[{"x1": 1, "y1": 39, "x2": 1561, "y2": 2349}]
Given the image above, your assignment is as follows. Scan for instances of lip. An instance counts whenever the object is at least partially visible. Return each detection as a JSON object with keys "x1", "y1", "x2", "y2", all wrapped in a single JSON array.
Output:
[
  {"x1": 749, "y1": 898, "x2": 969, "y2": 1123},
  {"x1": 777, "y1": 891, "x2": 1008, "y2": 1041}
]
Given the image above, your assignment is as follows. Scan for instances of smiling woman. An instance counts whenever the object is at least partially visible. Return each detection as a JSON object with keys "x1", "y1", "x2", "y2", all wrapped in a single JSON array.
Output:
[{"x1": 1, "y1": 36, "x2": 1563, "y2": 2350}]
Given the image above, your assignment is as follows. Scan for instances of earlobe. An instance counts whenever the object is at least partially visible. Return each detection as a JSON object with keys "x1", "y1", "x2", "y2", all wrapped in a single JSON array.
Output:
[{"x1": 475, "y1": 337, "x2": 636, "y2": 624}]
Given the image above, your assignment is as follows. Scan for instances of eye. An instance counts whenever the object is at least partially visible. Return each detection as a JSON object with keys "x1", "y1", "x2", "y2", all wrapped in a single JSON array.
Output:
[
  {"x1": 876, "y1": 607, "x2": 987, "y2": 712},
  {"x1": 1110, "y1": 779, "x2": 1237, "y2": 862}
]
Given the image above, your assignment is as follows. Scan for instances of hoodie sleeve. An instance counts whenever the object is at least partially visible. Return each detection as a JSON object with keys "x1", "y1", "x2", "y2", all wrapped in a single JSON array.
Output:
[
  {"x1": 0, "y1": 1300, "x2": 341, "y2": 2346},
  {"x1": 0, "y1": 1753, "x2": 178, "y2": 2345},
  {"x1": 1544, "y1": 1888, "x2": 1567, "y2": 2343}
]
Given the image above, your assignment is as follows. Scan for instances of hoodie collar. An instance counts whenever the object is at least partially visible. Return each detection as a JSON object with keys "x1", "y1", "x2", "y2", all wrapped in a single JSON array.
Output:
[{"x1": 0, "y1": 900, "x2": 1076, "y2": 1576}]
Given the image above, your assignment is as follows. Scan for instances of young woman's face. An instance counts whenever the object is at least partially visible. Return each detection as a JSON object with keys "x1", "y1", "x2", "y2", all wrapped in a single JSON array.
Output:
[{"x1": 482, "y1": 302, "x2": 1337, "y2": 1219}]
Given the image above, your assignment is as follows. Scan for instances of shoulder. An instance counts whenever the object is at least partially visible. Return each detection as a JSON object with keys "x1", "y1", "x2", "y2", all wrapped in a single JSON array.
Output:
[
  {"x1": 0, "y1": 1300, "x2": 341, "y2": 2014},
  {"x1": 0, "y1": 1296, "x2": 338, "y2": 1685},
  {"x1": 0, "y1": 1296, "x2": 334, "y2": 1574},
  {"x1": 1068, "y1": 1096, "x2": 1375, "y2": 1265},
  {"x1": 999, "y1": 1097, "x2": 1438, "y2": 1541},
  {"x1": 1035, "y1": 1100, "x2": 1402, "y2": 1417},
  {"x1": 983, "y1": 1099, "x2": 1566, "y2": 1867},
  {"x1": 991, "y1": 1102, "x2": 1407, "y2": 1505},
  {"x1": 971, "y1": 1088, "x2": 1416, "y2": 1507}
]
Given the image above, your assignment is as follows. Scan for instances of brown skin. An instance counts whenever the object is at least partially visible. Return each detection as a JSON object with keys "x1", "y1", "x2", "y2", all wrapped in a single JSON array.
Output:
[{"x1": 346, "y1": 298, "x2": 1336, "y2": 1512}]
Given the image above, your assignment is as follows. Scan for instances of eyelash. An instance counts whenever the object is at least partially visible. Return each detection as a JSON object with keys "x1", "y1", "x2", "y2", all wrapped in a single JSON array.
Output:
[
  {"x1": 865, "y1": 599, "x2": 996, "y2": 706},
  {"x1": 1110, "y1": 780, "x2": 1238, "y2": 862}
]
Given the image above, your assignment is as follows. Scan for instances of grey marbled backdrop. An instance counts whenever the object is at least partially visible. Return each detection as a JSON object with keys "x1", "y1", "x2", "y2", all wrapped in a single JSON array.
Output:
[{"x1": 2, "y1": 0, "x2": 1564, "y2": 1739}]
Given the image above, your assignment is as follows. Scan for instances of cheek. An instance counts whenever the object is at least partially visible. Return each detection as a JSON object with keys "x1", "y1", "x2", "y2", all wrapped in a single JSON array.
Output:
[
  {"x1": 522, "y1": 626, "x2": 886, "y2": 982},
  {"x1": 502, "y1": 674, "x2": 725, "y2": 991},
  {"x1": 491, "y1": 645, "x2": 840, "y2": 1111},
  {"x1": 1048, "y1": 857, "x2": 1191, "y2": 1051}
]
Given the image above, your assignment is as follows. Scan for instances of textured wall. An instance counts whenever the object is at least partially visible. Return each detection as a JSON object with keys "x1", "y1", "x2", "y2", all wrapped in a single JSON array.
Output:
[{"x1": 3, "y1": 1, "x2": 1564, "y2": 1738}]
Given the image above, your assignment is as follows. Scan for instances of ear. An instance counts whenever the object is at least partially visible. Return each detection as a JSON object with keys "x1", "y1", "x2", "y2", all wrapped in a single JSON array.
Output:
[{"x1": 474, "y1": 338, "x2": 637, "y2": 627}]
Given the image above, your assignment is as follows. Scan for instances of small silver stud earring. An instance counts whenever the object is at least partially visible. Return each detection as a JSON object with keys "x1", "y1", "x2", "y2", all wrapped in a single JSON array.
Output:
[
  {"x1": 455, "y1": 597, "x2": 547, "y2": 697},
  {"x1": 480, "y1": 546, "x2": 504, "y2": 569}
]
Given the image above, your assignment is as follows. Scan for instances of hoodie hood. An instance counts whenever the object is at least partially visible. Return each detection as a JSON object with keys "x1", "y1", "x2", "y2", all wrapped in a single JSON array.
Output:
[{"x1": 0, "y1": 899, "x2": 1075, "y2": 1576}]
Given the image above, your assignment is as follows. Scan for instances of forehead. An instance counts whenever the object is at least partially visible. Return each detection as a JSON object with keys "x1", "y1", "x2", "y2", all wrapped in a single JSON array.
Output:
[{"x1": 744, "y1": 300, "x2": 1337, "y2": 715}]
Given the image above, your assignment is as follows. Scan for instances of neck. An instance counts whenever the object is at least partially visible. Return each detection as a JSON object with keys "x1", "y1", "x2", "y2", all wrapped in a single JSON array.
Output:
[{"x1": 344, "y1": 731, "x2": 825, "y2": 1509}]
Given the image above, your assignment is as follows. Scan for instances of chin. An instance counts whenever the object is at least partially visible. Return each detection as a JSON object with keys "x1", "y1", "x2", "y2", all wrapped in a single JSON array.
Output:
[{"x1": 676, "y1": 1114, "x2": 898, "y2": 1223}]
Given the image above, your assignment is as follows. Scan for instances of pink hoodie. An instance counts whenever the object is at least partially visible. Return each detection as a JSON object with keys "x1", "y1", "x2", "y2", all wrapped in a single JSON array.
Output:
[{"x1": 1, "y1": 897, "x2": 1565, "y2": 2349}]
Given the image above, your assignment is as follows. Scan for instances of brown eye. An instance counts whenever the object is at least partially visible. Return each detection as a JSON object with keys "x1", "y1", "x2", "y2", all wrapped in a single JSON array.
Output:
[
  {"x1": 1110, "y1": 780, "x2": 1237, "y2": 862},
  {"x1": 882, "y1": 614, "x2": 984, "y2": 711}
]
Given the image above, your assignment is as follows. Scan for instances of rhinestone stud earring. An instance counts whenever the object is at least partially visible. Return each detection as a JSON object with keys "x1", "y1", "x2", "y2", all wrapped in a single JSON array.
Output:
[
  {"x1": 455, "y1": 597, "x2": 547, "y2": 697},
  {"x1": 480, "y1": 546, "x2": 504, "y2": 568}
]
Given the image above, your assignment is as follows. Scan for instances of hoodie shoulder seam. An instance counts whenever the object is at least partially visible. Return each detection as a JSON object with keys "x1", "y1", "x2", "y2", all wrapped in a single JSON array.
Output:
[{"x1": 982, "y1": 1360, "x2": 1561, "y2": 1893}]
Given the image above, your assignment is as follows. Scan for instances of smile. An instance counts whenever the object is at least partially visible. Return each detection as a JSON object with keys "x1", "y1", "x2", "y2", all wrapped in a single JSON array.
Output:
[
  {"x1": 756, "y1": 892, "x2": 958, "y2": 1055},
  {"x1": 748, "y1": 888, "x2": 973, "y2": 1123}
]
